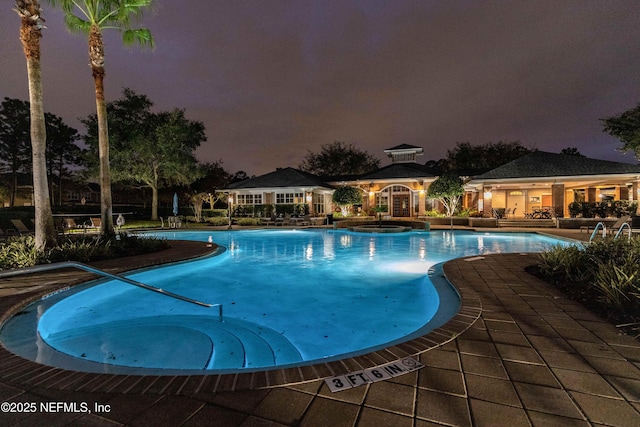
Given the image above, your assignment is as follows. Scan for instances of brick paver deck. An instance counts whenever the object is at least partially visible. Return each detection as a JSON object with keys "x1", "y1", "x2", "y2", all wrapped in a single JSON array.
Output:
[{"x1": 0, "y1": 229, "x2": 638, "y2": 426}]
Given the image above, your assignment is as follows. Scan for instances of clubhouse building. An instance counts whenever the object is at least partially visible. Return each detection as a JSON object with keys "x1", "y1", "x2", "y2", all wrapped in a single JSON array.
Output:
[{"x1": 225, "y1": 145, "x2": 640, "y2": 220}]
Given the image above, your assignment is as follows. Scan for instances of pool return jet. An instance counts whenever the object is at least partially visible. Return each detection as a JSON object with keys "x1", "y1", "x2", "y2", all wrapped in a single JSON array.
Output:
[{"x1": 0, "y1": 261, "x2": 223, "y2": 320}]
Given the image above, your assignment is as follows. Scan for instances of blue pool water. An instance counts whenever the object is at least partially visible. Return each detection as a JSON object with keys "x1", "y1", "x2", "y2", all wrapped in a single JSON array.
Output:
[{"x1": 2, "y1": 230, "x2": 570, "y2": 374}]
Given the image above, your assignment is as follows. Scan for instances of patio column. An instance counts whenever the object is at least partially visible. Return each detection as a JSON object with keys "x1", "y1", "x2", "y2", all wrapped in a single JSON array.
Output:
[
  {"x1": 306, "y1": 192, "x2": 313, "y2": 216},
  {"x1": 482, "y1": 187, "x2": 493, "y2": 218},
  {"x1": 552, "y1": 183, "x2": 565, "y2": 217},
  {"x1": 617, "y1": 186, "x2": 628, "y2": 201}
]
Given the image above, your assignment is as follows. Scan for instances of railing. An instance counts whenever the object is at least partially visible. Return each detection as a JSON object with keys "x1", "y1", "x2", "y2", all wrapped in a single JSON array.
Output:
[
  {"x1": 614, "y1": 222, "x2": 632, "y2": 241},
  {"x1": 589, "y1": 222, "x2": 607, "y2": 242},
  {"x1": 0, "y1": 261, "x2": 223, "y2": 321}
]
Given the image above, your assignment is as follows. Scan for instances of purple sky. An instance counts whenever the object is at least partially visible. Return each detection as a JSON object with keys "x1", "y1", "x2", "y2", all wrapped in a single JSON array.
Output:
[{"x1": 2, "y1": 1, "x2": 640, "y2": 175}]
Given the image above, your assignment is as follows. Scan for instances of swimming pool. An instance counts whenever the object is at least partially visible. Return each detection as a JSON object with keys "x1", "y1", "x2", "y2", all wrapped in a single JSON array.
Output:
[{"x1": 1, "y1": 229, "x2": 569, "y2": 375}]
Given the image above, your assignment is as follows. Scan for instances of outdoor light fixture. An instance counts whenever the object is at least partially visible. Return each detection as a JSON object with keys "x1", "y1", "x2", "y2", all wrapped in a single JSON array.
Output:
[{"x1": 227, "y1": 195, "x2": 233, "y2": 229}]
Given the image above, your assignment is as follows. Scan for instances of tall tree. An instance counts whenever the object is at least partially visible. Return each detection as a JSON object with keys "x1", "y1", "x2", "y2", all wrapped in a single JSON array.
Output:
[
  {"x1": 560, "y1": 147, "x2": 584, "y2": 157},
  {"x1": 332, "y1": 186, "x2": 362, "y2": 217},
  {"x1": 0, "y1": 98, "x2": 32, "y2": 207},
  {"x1": 49, "y1": 0, "x2": 154, "y2": 235},
  {"x1": 45, "y1": 112, "x2": 82, "y2": 205},
  {"x1": 601, "y1": 103, "x2": 640, "y2": 159},
  {"x1": 82, "y1": 89, "x2": 206, "y2": 220},
  {"x1": 300, "y1": 141, "x2": 380, "y2": 176},
  {"x1": 426, "y1": 174, "x2": 464, "y2": 229},
  {"x1": 14, "y1": 2, "x2": 56, "y2": 248},
  {"x1": 443, "y1": 141, "x2": 532, "y2": 173}
]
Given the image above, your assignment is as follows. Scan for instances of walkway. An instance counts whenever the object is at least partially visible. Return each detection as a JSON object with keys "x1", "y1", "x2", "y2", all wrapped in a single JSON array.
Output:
[{"x1": 0, "y1": 230, "x2": 638, "y2": 426}]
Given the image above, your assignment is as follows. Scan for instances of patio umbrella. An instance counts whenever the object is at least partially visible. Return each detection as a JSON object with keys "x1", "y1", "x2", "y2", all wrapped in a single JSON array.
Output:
[{"x1": 173, "y1": 193, "x2": 179, "y2": 216}]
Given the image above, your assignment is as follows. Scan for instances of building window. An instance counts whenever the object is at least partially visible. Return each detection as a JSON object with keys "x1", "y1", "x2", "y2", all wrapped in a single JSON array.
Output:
[
  {"x1": 393, "y1": 153, "x2": 416, "y2": 163},
  {"x1": 237, "y1": 194, "x2": 262, "y2": 205},
  {"x1": 276, "y1": 192, "x2": 304, "y2": 204},
  {"x1": 313, "y1": 193, "x2": 325, "y2": 214},
  {"x1": 392, "y1": 185, "x2": 410, "y2": 194}
]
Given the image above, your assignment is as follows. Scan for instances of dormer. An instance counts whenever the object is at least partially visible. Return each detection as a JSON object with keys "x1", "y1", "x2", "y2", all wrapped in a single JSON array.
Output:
[{"x1": 384, "y1": 144, "x2": 424, "y2": 164}]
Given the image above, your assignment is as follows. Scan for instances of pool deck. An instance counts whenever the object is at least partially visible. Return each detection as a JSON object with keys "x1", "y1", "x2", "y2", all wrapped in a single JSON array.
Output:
[{"x1": 0, "y1": 227, "x2": 639, "y2": 426}]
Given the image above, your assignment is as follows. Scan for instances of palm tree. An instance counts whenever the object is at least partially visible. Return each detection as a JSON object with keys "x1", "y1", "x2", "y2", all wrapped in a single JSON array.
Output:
[
  {"x1": 49, "y1": 0, "x2": 154, "y2": 235},
  {"x1": 14, "y1": 0, "x2": 57, "y2": 249}
]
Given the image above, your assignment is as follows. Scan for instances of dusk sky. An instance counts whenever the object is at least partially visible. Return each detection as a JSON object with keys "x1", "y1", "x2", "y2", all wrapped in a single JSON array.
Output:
[{"x1": 2, "y1": 1, "x2": 640, "y2": 176}]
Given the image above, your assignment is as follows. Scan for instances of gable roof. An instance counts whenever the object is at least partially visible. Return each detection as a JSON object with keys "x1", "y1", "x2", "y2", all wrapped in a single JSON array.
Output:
[
  {"x1": 358, "y1": 163, "x2": 436, "y2": 180},
  {"x1": 473, "y1": 151, "x2": 640, "y2": 180},
  {"x1": 384, "y1": 143, "x2": 422, "y2": 151},
  {"x1": 226, "y1": 167, "x2": 334, "y2": 190}
]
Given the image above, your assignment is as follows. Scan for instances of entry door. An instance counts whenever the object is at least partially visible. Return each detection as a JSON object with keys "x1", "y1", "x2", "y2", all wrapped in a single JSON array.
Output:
[{"x1": 393, "y1": 195, "x2": 410, "y2": 217}]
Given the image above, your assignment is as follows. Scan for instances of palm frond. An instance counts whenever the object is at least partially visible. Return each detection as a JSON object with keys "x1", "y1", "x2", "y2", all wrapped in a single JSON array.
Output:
[
  {"x1": 63, "y1": 12, "x2": 91, "y2": 34},
  {"x1": 122, "y1": 28, "x2": 154, "y2": 48}
]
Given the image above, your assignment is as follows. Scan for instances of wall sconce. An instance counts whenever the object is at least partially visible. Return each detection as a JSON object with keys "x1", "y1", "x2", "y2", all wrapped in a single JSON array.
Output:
[
  {"x1": 484, "y1": 191, "x2": 492, "y2": 199},
  {"x1": 306, "y1": 193, "x2": 312, "y2": 203}
]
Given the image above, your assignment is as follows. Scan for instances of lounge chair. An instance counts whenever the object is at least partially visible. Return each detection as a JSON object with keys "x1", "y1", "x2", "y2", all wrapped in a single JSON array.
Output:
[
  {"x1": 10, "y1": 219, "x2": 31, "y2": 235},
  {"x1": 84, "y1": 217, "x2": 101, "y2": 231},
  {"x1": 260, "y1": 215, "x2": 276, "y2": 226},
  {"x1": 606, "y1": 215, "x2": 631, "y2": 236},
  {"x1": 580, "y1": 215, "x2": 630, "y2": 235},
  {"x1": 62, "y1": 218, "x2": 81, "y2": 234}
]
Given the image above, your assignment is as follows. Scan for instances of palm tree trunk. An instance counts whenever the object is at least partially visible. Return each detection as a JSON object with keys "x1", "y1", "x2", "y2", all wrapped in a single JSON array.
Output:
[
  {"x1": 19, "y1": 1, "x2": 56, "y2": 248},
  {"x1": 27, "y1": 57, "x2": 56, "y2": 247},
  {"x1": 90, "y1": 26, "x2": 114, "y2": 236}
]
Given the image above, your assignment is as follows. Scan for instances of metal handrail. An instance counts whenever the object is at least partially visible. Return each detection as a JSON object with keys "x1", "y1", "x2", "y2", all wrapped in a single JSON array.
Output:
[
  {"x1": 0, "y1": 261, "x2": 222, "y2": 319},
  {"x1": 589, "y1": 222, "x2": 607, "y2": 242},
  {"x1": 614, "y1": 222, "x2": 632, "y2": 241}
]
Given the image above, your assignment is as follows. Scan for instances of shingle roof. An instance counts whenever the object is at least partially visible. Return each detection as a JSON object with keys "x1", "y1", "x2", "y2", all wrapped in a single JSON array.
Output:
[
  {"x1": 473, "y1": 151, "x2": 640, "y2": 180},
  {"x1": 359, "y1": 163, "x2": 436, "y2": 180},
  {"x1": 384, "y1": 144, "x2": 423, "y2": 151},
  {"x1": 226, "y1": 167, "x2": 334, "y2": 189}
]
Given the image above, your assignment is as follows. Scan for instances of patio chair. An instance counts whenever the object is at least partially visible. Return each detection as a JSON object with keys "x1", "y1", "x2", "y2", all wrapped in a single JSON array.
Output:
[
  {"x1": 168, "y1": 216, "x2": 182, "y2": 229},
  {"x1": 10, "y1": 219, "x2": 32, "y2": 235}
]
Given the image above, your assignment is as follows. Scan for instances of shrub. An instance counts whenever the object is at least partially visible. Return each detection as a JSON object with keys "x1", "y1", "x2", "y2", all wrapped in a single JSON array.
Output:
[
  {"x1": 0, "y1": 236, "x2": 50, "y2": 270},
  {"x1": 423, "y1": 210, "x2": 445, "y2": 217},
  {"x1": 0, "y1": 234, "x2": 169, "y2": 271},
  {"x1": 205, "y1": 217, "x2": 229, "y2": 226},
  {"x1": 537, "y1": 238, "x2": 640, "y2": 328},
  {"x1": 236, "y1": 218, "x2": 261, "y2": 226}
]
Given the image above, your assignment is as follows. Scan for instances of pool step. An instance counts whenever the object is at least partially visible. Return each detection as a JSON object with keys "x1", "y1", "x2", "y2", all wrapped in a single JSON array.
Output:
[{"x1": 42, "y1": 315, "x2": 302, "y2": 370}]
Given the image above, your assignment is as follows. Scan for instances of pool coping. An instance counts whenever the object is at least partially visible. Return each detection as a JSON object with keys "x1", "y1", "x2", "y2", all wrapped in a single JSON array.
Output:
[{"x1": 0, "y1": 236, "x2": 483, "y2": 393}]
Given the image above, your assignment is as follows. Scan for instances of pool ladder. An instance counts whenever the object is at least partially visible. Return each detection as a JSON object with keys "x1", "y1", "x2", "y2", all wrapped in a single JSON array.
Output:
[
  {"x1": 0, "y1": 261, "x2": 223, "y2": 321},
  {"x1": 589, "y1": 221, "x2": 632, "y2": 242}
]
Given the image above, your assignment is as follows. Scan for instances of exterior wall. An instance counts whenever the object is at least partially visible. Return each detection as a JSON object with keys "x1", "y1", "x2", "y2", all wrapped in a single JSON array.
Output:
[{"x1": 229, "y1": 188, "x2": 333, "y2": 217}]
